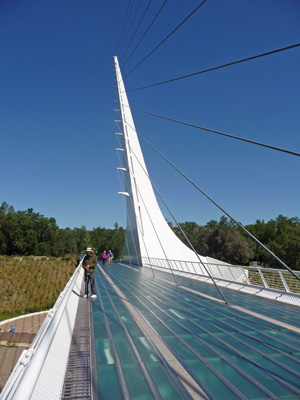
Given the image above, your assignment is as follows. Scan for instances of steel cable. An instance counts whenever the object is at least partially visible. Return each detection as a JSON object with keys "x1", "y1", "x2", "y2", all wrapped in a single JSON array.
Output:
[
  {"x1": 125, "y1": 42, "x2": 300, "y2": 92},
  {"x1": 121, "y1": 0, "x2": 168, "y2": 69},
  {"x1": 124, "y1": 104, "x2": 300, "y2": 157},
  {"x1": 123, "y1": 0, "x2": 208, "y2": 79},
  {"x1": 118, "y1": 0, "x2": 142, "y2": 58},
  {"x1": 119, "y1": 0, "x2": 153, "y2": 64}
]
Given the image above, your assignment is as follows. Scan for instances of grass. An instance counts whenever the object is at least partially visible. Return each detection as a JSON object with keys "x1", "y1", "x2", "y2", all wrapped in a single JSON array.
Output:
[
  {"x1": 248, "y1": 269, "x2": 300, "y2": 293},
  {"x1": 0, "y1": 255, "x2": 77, "y2": 322}
]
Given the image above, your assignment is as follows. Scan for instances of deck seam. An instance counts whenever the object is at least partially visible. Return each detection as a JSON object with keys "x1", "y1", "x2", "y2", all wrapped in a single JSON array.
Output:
[
  {"x1": 118, "y1": 263, "x2": 300, "y2": 334},
  {"x1": 99, "y1": 265, "x2": 210, "y2": 400}
]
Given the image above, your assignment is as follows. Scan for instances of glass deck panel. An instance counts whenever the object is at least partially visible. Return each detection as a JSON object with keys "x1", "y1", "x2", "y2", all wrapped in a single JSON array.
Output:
[
  {"x1": 146, "y1": 362, "x2": 187, "y2": 400},
  {"x1": 233, "y1": 356, "x2": 299, "y2": 397},
  {"x1": 132, "y1": 337, "x2": 160, "y2": 363},
  {"x1": 163, "y1": 335, "x2": 199, "y2": 360},
  {"x1": 109, "y1": 321, "x2": 127, "y2": 338},
  {"x1": 186, "y1": 359, "x2": 241, "y2": 399},
  {"x1": 180, "y1": 334, "x2": 222, "y2": 358},
  {"x1": 92, "y1": 264, "x2": 300, "y2": 399},
  {"x1": 244, "y1": 331, "x2": 299, "y2": 353},
  {"x1": 251, "y1": 355, "x2": 300, "y2": 389},
  {"x1": 95, "y1": 338, "x2": 114, "y2": 365},
  {"x1": 150, "y1": 319, "x2": 175, "y2": 336},
  {"x1": 97, "y1": 365, "x2": 123, "y2": 399},
  {"x1": 209, "y1": 357, "x2": 269, "y2": 399},
  {"x1": 231, "y1": 331, "x2": 299, "y2": 358},
  {"x1": 93, "y1": 322, "x2": 108, "y2": 339},
  {"x1": 122, "y1": 364, "x2": 155, "y2": 400},
  {"x1": 114, "y1": 337, "x2": 138, "y2": 364},
  {"x1": 164, "y1": 319, "x2": 191, "y2": 335}
]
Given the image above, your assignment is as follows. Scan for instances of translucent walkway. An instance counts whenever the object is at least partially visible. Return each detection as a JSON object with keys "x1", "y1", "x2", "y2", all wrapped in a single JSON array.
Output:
[{"x1": 91, "y1": 262, "x2": 300, "y2": 400}]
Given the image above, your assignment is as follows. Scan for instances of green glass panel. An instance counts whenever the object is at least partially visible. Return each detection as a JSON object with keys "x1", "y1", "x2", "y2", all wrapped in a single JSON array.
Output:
[
  {"x1": 165, "y1": 320, "x2": 189, "y2": 335},
  {"x1": 164, "y1": 335, "x2": 196, "y2": 360},
  {"x1": 92, "y1": 310, "x2": 103, "y2": 322},
  {"x1": 262, "y1": 331, "x2": 299, "y2": 351},
  {"x1": 133, "y1": 337, "x2": 159, "y2": 363},
  {"x1": 211, "y1": 318, "x2": 250, "y2": 333},
  {"x1": 209, "y1": 357, "x2": 268, "y2": 399},
  {"x1": 195, "y1": 333, "x2": 237, "y2": 357},
  {"x1": 291, "y1": 352, "x2": 300, "y2": 360},
  {"x1": 122, "y1": 364, "x2": 154, "y2": 400},
  {"x1": 95, "y1": 338, "x2": 114, "y2": 365},
  {"x1": 105, "y1": 310, "x2": 119, "y2": 324},
  {"x1": 140, "y1": 310, "x2": 159, "y2": 322},
  {"x1": 94, "y1": 322, "x2": 108, "y2": 339},
  {"x1": 175, "y1": 319, "x2": 204, "y2": 335},
  {"x1": 192, "y1": 320, "x2": 223, "y2": 334},
  {"x1": 118, "y1": 310, "x2": 129, "y2": 320},
  {"x1": 110, "y1": 321, "x2": 126, "y2": 338},
  {"x1": 146, "y1": 361, "x2": 186, "y2": 400},
  {"x1": 150, "y1": 320, "x2": 172, "y2": 336},
  {"x1": 154, "y1": 309, "x2": 172, "y2": 320},
  {"x1": 114, "y1": 338, "x2": 138, "y2": 364},
  {"x1": 182, "y1": 334, "x2": 219, "y2": 359},
  {"x1": 242, "y1": 331, "x2": 295, "y2": 355},
  {"x1": 97, "y1": 364, "x2": 122, "y2": 399},
  {"x1": 232, "y1": 332, "x2": 276, "y2": 355},
  {"x1": 186, "y1": 359, "x2": 240, "y2": 399},
  {"x1": 216, "y1": 334, "x2": 258, "y2": 357},
  {"x1": 92, "y1": 302, "x2": 102, "y2": 312},
  {"x1": 124, "y1": 319, "x2": 143, "y2": 338},
  {"x1": 255, "y1": 355, "x2": 300, "y2": 389},
  {"x1": 233, "y1": 356, "x2": 297, "y2": 397},
  {"x1": 270, "y1": 354, "x2": 300, "y2": 376}
]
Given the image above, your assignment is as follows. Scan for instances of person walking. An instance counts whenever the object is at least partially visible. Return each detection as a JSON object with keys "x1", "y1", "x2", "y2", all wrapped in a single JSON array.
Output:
[
  {"x1": 107, "y1": 250, "x2": 113, "y2": 265},
  {"x1": 82, "y1": 247, "x2": 97, "y2": 299},
  {"x1": 8, "y1": 325, "x2": 16, "y2": 333},
  {"x1": 102, "y1": 250, "x2": 107, "y2": 266}
]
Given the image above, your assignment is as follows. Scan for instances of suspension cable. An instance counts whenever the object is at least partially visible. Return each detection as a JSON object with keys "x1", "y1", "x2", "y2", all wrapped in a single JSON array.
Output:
[
  {"x1": 116, "y1": 148, "x2": 142, "y2": 268},
  {"x1": 123, "y1": 0, "x2": 208, "y2": 79},
  {"x1": 118, "y1": 0, "x2": 142, "y2": 59},
  {"x1": 115, "y1": 0, "x2": 134, "y2": 54},
  {"x1": 116, "y1": 0, "x2": 136, "y2": 56},
  {"x1": 121, "y1": 121, "x2": 229, "y2": 303},
  {"x1": 119, "y1": 0, "x2": 153, "y2": 64},
  {"x1": 125, "y1": 42, "x2": 300, "y2": 92},
  {"x1": 124, "y1": 104, "x2": 300, "y2": 157},
  {"x1": 120, "y1": 108, "x2": 300, "y2": 283},
  {"x1": 121, "y1": 0, "x2": 168, "y2": 69}
]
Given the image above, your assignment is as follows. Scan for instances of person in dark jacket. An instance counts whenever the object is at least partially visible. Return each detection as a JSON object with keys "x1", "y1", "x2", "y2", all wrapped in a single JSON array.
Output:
[{"x1": 82, "y1": 247, "x2": 98, "y2": 298}]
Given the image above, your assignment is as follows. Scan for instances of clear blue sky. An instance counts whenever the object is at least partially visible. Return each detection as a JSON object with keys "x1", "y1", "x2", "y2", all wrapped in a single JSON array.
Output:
[{"x1": 1, "y1": 0, "x2": 299, "y2": 230}]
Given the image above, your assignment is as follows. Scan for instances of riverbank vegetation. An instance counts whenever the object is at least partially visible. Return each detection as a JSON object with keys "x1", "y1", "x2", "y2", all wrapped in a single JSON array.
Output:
[
  {"x1": 0, "y1": 255, "x2": 77, "y2": 321},
  {"x1": 0, "y1": 202, "x2": 299, "y2": 270},
  {"x1": 0, "y1": 202, "x2": 125, "y2": 259}
]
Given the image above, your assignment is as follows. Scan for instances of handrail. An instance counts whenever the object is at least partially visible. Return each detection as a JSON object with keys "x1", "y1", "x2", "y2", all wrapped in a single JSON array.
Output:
[
  {"x1": 0, "y1": 259, "x2": 83, "y2": 400},
  {"x1": 141, "y1": 257, "x2": 300, "y2": 295}
]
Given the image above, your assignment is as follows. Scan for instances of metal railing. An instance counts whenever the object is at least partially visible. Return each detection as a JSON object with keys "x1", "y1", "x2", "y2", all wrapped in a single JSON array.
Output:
[{"x1": 141, "y1": 257, "x2": 300, "y2": 294}]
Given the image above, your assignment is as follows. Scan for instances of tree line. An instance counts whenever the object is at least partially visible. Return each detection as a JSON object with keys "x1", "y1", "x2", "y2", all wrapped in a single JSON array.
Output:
[
  {"x1": 0, "y1": 202, "x2": 125, "y2": 259},
  {"x1": 0, "y1": 202, "x2": 299, "y2": 270},
  {"x1": 172, "y1": 215, "x2": 300, "y2": 270}
]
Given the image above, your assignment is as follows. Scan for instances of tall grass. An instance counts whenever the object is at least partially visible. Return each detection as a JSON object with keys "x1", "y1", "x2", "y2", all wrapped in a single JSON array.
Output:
[{"x1": 0, "y1": 256, "x2": 77, "y2": 321}]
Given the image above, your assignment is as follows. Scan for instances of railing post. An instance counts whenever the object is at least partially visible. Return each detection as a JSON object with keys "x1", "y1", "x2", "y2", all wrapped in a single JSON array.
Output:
[
  {"x1": 279, "y1": 271, "x2": 290, "y2": 292},
  {"x1": 258, "y1": 268, "x2": 269, "y2": 288},
  {"x1": 242, "y1": 268, "x2": 250, "y2": 285}
]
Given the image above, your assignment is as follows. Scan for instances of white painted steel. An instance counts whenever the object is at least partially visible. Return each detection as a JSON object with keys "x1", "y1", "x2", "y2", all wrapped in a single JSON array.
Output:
[
  {"x1": 114, "y1": 56, "x2": 229, "y2": 272},
  {"x1": 142, "y1": 262, "x2": 300, "y2": 306}
]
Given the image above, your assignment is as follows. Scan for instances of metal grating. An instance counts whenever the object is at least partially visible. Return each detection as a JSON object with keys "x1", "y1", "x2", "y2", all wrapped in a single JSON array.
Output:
[{"x1": 61, "y1": 286, "x2": 92, "y2": 400}]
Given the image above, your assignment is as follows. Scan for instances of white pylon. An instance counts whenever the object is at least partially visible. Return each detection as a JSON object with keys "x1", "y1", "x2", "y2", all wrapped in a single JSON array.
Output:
[{"x1": 114, "y1": 56, "x2": 227, "y2": 276}]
